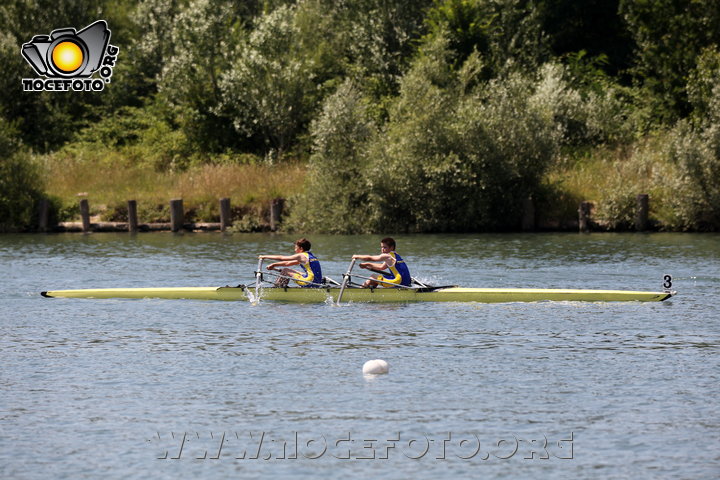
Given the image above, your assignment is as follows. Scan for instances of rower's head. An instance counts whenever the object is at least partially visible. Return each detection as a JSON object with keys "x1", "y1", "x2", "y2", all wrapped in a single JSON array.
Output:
[
  {"x1": 380, "y1": 237, "x2": 395, "y2": 252},
  {"x1": 294, "y1": 238, "x2": 311, "y2": 252}
]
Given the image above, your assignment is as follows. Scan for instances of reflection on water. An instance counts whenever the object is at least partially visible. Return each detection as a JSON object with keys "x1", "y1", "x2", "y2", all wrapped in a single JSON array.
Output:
[{"x1": 1, "y1": 232, "x2": 718, "y2": 479}]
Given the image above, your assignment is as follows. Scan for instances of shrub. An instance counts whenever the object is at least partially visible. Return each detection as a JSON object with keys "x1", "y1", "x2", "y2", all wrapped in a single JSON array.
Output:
[
  {"x1": 286, "y1": 80, "x2": 376, "y2": 233},
  {"x1": 662, "y1": 121, "x2": 720, "y2": 231},
  {"x1": 0, "y1": 150, "x2": 45, "y2": 232},
  {"x1": 653, "y1": 51, "x2": 720, "y2": 231},
  {"x1": 219, "y1": 5, "x2": 319, "y2": 156},
  {"x1": 293, "y1": 34, "x2": 630, "y2": 233},
  {"x1": 62, "y1": 104, "x2": 196, "y2": 171},
  {"x1": 594, "y1": 148, "x2": 656, "y2": 230},
  {"x1": 0, "y1": 116, "x2": 45, "y2": 231},
  {"x1": 591, "y1": 124, "x2": 720, "y2": 232},
  {"x1": 365, "y1": 37, "x2": 563, "y2": 232}
]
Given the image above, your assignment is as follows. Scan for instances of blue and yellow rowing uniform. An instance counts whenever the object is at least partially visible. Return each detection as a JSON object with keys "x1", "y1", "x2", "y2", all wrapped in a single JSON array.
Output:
[
  {"x1": 379, "y1": 252, "x2": 411, "y2": 287},
  {"x1": 292, "y1": 252, "x2": 323, "y2": 288}
]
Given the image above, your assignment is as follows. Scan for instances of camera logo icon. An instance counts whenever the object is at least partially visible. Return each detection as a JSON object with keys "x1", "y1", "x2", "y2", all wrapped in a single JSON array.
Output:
[{"x1": 21, "y1": 20, "x2": 119, "y2": 92}]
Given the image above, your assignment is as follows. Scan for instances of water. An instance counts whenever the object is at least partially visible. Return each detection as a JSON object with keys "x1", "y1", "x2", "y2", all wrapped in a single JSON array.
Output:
[{"x1": 1, "y1": 232, "x2": 719, "y2": 479}]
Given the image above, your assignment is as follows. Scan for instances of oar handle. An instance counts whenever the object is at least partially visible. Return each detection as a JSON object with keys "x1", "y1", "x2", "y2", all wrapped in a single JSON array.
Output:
[{"x1": 336, "y1": 258, "x2": 356, "y2": 305}]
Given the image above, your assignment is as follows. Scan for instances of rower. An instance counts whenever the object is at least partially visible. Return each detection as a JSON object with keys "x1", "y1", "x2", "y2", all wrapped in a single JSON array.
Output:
[
  {"x1": 258, "y1": 238, "x2": 323, "y2": 287},
  {"x1": 352, "y1": 237, "x2": 411, "y2": 288}
]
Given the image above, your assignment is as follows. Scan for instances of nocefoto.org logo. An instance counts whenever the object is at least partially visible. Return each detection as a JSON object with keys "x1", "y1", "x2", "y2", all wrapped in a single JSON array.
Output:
[{"x1": 21, "y1": 20, "x2": 119, "y2": 92}]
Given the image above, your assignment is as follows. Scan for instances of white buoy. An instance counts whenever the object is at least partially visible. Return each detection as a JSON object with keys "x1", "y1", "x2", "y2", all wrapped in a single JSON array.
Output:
[{"x1": 362, "y1": 359, "x2": 389, "y2": 375}]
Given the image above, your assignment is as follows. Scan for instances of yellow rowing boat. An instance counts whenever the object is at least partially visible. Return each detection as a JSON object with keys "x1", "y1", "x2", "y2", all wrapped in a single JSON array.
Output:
[{"x1": 41, "y1": 286, "x2": 675, "y2": 303}]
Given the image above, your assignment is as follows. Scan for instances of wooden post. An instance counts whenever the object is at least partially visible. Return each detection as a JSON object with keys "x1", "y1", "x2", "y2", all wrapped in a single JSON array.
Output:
[
  {"x1": 578, "y1": 201, "x2": 592, "y2": 233},
  {"x1": 219, "y1": 197, "x2": 231, "y2": 232},
  {"x1": 127, "y1": 200, "x2": 138, "y2": 233},
  {"x1": 79, "y1": 198, "x2": 91, "y2": 233},
  {"x1": 38, "y1": 198, "x2": 49, "y2": 232},
  {"x1": 521, "y1": 197, "x2": 535, "y2": 231},
  {"x1": 270, "y1": 198, "x2": 285, "y2": 231},
  {"x1": 635, "y1": 194, "x2": 649, "y2": 232},
  {"x1": 170, "y1": 199, "x2": 184, "y2": 232}
]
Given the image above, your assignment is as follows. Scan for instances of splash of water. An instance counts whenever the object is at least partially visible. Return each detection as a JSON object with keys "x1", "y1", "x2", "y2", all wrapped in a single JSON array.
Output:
[{"x1": 243, "y1": 285, "x2": 262, "y2": 305}]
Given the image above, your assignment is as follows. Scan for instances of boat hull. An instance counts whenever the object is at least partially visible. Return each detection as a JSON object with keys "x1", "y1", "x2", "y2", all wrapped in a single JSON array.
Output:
[{"x1": 41, "y1": 286, "x2": 674, "y2": 303}]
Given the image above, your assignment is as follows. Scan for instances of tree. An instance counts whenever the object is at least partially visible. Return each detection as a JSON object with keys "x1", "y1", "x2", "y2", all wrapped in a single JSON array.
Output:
[
  {"x1": 620, "y1": 0, "x2": 720, "y2": 122},
  {"x1": 219, "y1": 4, "x2": 318, "y2": 157},
  {"x1": 365, "y1": 33, "x2": 562, "y2": 232},
  {"x1": 158, "y1": 0, "x2": 245, "y2": 152},
  {"x1": 288, "y1": 80, "x2": 376, "y2": 233},
  {"x1": 0, "y1": 116, "x2": 44, "y2": 231},
  {"x1": 424, "y1": 0, "x2": 548, "y2": 78},
  {"x1": 103, "y1": 0, "x2": 185, "y2": 110},
  {"x1": 339, "y1": 0, "x2": 432, "y2": 95}
]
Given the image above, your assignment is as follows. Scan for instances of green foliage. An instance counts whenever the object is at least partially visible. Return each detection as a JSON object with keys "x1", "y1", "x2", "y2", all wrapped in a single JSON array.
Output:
[
  {"x1": 218, "y1": 5, "x2": 319, "y2": 156},
  {"x1": 158, "y1": 0, "x2": 245, "y2": 152},
  {"x1": 310, "y1": 34, "x2": 566, "y2": 232},
  {"x1": 662, "y1": 121, "x2": 720, "y2": 231},
  {"x1": 62, "y1": 104, "x2": 196, "y2": 171},
  {"x1": 561, "y1": 50, "x2": 611, "y2": 91},
  {"x1": 137, "y1": 202, "x2": 171, "y2": 224},
  {"x1": 368, "y1": 47, "x2": 566, "y2": 231},
  {"x1": 620, "y1": 0, "x2": 720, "y2": 122},
  {"x1": 533, "y1": 62, "x2": 637, "y2": 146},
  {"x1": 594, "y1": 151, "x2": 656, "y2": 230},
  {"x1": 0, "y1": 117, "x2": 44, "y2": 231},
  {"x1": 425, "y1": 0, "x2": 547, "y2": 77},
  {"x1": 593, "y1": 110, "x2": 720, "y2": 232},
  {"x1": 0, "y1": 152, "x2": 45, "y2": 231},
  {"x1": 0, "y1": 114, "x2": 22, "y2": 159},
  {"x1": 287, "y1": 80, "x2": 377, "y2": 233},
  {"x1": 687, "y1": 46, "x2": 720, "y2": 127},
  {"x1": 99, "y1": 0, "x2": 182, "y2": 110},
  {"x1": 228, "y1": 211, "x2": 265, "y2": 233},
  {"x1": 426, "y1": 0, "x2": 496, "y2": 65},
  {"x1": 656, "y1": 50, "x2": 720, "y2": 231},
  {"x1": 340, "y1": 0, "x2": 432, "y2": 92}
]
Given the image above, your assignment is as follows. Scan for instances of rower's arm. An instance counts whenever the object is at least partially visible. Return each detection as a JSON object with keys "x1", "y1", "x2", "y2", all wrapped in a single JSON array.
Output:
[
  {"x1": 263, "y1": 253, "x2": 306, "y2": 270},
  {"x1": 359, "y1": 262, "x2": 386, "y2": 271},
  {"x1": 259, "y1": 253, "x2": 304, "y2": 262},
  {"x1": 354, "y1": 253, "x2": 394, "y2": 271},
  {"x1": 268, "y1": 259, "x2": 300, "y2": 269},
  {"x1": 352, "y1": 254, "x2": 384, "y2": 262}
]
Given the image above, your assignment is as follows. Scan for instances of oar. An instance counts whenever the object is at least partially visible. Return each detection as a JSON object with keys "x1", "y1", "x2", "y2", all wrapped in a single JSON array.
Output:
[
  {"x1": 255, "y1": 257, "x2": 263, "y2": 300},
  {"x1": 336, "y1": 258, "x2": 356, "y2": 305},
  {"x1": 412, "y1": 277, "x2": 428, "y2": 288}
]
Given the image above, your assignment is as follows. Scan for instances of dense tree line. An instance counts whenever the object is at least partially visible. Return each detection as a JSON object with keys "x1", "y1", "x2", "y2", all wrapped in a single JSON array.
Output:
[{"x1": 1, "y1": 0, "x2": 719, "y2": 231}]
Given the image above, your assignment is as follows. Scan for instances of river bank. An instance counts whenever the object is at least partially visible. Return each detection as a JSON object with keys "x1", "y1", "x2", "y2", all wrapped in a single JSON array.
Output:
[
  {"x1": 7, "y1": 134, "x2": 718, "y2": 234},
  {"x1": 27, "y1": 189, "x2": 680, "y2": 235}
]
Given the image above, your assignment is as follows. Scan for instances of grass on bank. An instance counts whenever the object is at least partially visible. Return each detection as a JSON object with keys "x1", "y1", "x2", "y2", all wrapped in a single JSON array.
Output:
[
  {"x1": 42, "y1": 146, "x2": 655, "y2": 231},
  {"x1": 41, "y1": 151, "x2": 306, "y2": 228},
  {"x1": 543, "y1": 133, "x2": 706, "y2": 231}
]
